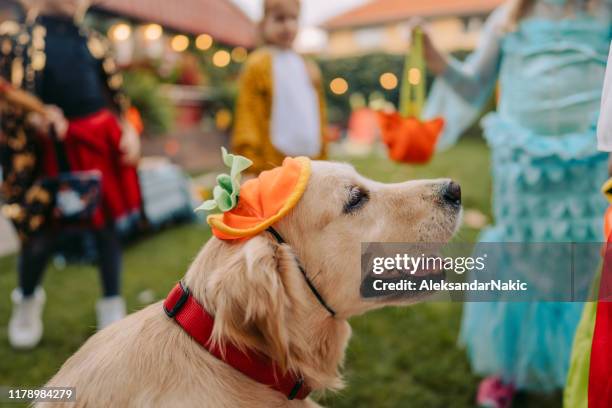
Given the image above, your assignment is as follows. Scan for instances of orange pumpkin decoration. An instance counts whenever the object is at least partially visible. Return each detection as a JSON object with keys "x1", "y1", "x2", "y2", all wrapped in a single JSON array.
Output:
[
  {"x1": 378, "y1": 28, "x2": 444, "y2": 164},
  {"x1": 207, "y1": 156, "x2": 310, "y2": 241},
  {"x1": 378, "y1": 112, "x2": 444, "y2": 164}
]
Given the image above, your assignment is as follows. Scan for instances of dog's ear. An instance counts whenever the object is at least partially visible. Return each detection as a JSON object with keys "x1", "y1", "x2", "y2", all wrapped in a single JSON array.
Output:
[{"x1": 207, "y1": 235, "x2": 293, "y2": 370}]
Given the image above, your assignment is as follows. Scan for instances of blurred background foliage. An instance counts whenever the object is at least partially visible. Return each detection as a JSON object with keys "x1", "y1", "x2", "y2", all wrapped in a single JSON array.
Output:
[
  {"x1": 317, "y1": 51, "x2": 471, "y2": 125},
  {"x1": 319, "y1": 53, "x2": 405, "y2": 125},
  {"x1": 123, "y1": 69, "x2": 175, "y2": 135}
]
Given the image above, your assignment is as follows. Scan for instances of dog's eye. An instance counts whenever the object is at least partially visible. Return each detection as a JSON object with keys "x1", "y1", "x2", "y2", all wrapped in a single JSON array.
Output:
[{"x1": 344, "y1": 186, "x2": 369, "y2": 214}]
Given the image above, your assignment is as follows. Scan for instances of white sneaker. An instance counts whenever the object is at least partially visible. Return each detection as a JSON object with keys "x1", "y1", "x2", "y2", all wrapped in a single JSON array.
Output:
[
  {"x1": 96, "y1": 296, "x2": 126, "y2": 330},
  {"x1": 8, "y1": 287, "x2": 45, "y2": 350}
]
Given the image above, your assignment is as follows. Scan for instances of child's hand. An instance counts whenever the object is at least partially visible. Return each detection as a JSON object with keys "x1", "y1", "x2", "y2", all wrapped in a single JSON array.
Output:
[
  {"x1": 120, "y1": 121, "x2": 141, "y2": 165},
  {"x1": 46, "y1": 106, "x2": 68, "y2": 139},
  {"x1": 28, "y1": 105, "x2": 68, "y2": 140},
  {"x1": 407, "y1": 18, "x2": 448, "y2": 76}
]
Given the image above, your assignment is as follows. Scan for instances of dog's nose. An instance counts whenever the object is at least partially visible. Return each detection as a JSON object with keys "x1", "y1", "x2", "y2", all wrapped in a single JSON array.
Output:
[{"x1": 442, "y1": 181, "x2": 461, "y2": 206}]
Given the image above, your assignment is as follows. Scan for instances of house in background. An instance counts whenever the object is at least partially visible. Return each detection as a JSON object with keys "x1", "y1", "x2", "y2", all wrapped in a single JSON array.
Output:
[
  {"x1": 93, "y1": 0, "x2": 256, "y2": 49},
  {"x1": 321, "y1": 0, "x2": 504, "y2": 57}
]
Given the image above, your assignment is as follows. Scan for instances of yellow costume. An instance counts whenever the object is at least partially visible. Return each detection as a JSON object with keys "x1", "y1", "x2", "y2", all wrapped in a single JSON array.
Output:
[{"x1": 232, "y1": 48, "x2": 327, "y2": 174}]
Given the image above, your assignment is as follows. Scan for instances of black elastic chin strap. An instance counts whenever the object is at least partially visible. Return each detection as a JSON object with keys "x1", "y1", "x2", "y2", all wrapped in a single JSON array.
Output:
[{"x1": 266, "y1": 227, "x2": 336, "y2": 317}]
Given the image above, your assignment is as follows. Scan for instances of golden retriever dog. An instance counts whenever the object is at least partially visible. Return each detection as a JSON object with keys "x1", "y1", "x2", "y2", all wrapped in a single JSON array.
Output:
[{"x1": 42, "y1": 161, "x2": 462, "y2": 407}]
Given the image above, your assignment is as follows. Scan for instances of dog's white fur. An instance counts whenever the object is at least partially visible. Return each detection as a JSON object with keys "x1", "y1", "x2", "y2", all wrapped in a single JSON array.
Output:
[{"x1": 43, "y1": 161, "x2": 461, "y2": 407}]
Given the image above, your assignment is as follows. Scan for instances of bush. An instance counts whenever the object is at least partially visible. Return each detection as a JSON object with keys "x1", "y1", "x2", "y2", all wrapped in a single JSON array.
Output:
[
  {"x1": 122, "y1": 70, "x2": 175, "y2": 135},
  {"x1": 318, "y1": 53, "x2": 405, "y2": 125},
  {"x1": 317, "y1": 51, "x2": 473, "y2": 126}
]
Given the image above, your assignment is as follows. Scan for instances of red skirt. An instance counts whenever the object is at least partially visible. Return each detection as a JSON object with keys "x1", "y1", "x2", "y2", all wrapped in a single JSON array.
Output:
[
  {"x1": 40, "y1": 109, "x2": 141, "y2": 230},
  {"x1": 589, "y1": 239, "x2": 612, "y2": 407}
]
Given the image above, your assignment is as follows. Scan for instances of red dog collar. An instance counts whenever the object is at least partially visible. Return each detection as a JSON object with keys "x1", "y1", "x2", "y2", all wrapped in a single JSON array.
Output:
[{"x1": 163, "y1": 282, "x2": 311, "y2": 400}]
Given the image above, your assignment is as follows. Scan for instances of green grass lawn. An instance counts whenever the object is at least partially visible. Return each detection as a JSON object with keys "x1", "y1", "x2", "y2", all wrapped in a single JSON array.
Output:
[{"x1": 0, "y1": 138, "x2": 561, "y2": 407}]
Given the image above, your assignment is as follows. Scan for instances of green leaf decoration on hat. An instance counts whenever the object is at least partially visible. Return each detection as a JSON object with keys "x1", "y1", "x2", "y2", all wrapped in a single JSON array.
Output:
[{"x1": 195, "y1": 147, "x2": 253, "y2": 213}]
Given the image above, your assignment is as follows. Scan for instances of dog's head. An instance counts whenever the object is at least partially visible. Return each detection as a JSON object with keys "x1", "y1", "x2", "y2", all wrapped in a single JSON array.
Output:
[
  {"x1": 187, "y1": 161, "x2": 461, "y2": 380},
  {"x1": 275, "y1": 161, "x2": 461, "y2": 315}
]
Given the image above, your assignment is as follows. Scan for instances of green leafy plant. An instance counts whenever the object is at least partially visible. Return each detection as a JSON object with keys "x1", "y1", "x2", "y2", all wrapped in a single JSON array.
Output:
[
  {"x1": 122, "y1": 69, "x2": 175, "y2": 135},
  {"x1": 317, "y1": 51, "x2": 473, "y2": 126}
]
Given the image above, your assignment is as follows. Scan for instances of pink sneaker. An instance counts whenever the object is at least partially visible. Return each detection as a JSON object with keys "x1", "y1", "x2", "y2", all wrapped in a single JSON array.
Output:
[{"x1": 476, "y1": 376, "x2": 516, "y2": 408}]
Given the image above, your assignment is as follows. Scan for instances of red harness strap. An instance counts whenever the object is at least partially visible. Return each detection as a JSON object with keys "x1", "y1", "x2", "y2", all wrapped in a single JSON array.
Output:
[{"x1": 163, "y1": 282, "x2": 311, "y2": 400}]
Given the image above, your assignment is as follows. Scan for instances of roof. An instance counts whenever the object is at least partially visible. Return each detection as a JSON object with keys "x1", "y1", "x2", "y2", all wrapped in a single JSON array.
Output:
[
  {"x1": 323, "y1": 0, "x2": 504, "y2": 30},
  {"x1": 94, "y1": 0, "x2": 257, "y2": 47}
]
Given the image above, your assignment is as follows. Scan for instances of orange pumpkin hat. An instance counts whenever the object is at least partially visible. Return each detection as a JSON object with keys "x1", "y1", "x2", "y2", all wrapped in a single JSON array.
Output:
[{"x1": 199, "y1": 149, "x2": 311, "y2": 241}]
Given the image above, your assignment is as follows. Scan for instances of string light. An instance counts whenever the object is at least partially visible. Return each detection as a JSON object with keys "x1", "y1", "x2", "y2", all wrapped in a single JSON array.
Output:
[
  {"x1": 330, "y1": 77, "x2": 349, "y2": 95},
  {"x1": 109, "y1": 23, "x2": 131, "y2": 42},
  {"x1": 408, "y1": 68, "x2": 421, "y2": 85},
  {"x1": 213, "y1": 50, "x2": 231, "y2": 67},
  {"x1": 144, "y1": 24, "x2": 162, "y2": 41},
  {"x1": 215, "y1": 109, "x2": 233, "y2": 130},
  {"x1": 196, "y1": 34, "x2": 213, "y2": 51},
  {"x1": 171, "y1": 35, "x2": 189, "y2": 52},
  {"x1": 231, "y1": 47, "x2": 248, "y2": 63},
  {"x1": 379, "y1": 72, "x2": 398, "y2": 90}
]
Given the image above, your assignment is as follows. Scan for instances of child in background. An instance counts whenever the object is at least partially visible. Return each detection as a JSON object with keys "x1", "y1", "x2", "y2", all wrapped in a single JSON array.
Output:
[
  {"x1": 598, "y1": 43, "x2": 612, "y2": 156},
  {"x1": 1, "y1": 0, "x2": 141, "y2": 349},
  {"x1": 421, "y1": 0, "x2": 611, "y2": 406},
  {"x1": 564, "y1": 41, "x2": 612, "y2": 408},
  {"x1": 231, "y1": 0, "x2": 327, "y2": 174}
]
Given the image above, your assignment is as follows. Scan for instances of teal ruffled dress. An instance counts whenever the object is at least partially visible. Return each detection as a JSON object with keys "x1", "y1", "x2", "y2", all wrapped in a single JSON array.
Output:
[{"x1": 425, "y1": 3, "x2": 611, "y2": 392}]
